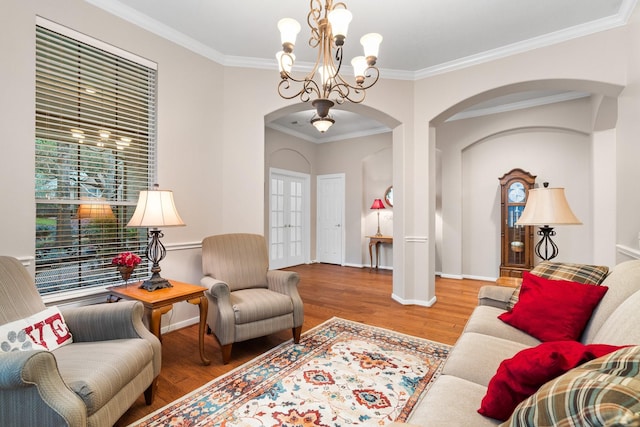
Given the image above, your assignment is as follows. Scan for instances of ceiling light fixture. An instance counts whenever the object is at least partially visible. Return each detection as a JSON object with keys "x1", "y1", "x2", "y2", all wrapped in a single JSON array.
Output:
[{"x1": 276, "y1": 0, "x2": 382, "y2": 133}]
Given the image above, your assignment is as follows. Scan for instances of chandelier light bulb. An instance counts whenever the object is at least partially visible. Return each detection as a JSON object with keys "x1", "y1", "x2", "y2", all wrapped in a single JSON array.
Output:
[
  {"x1": 360, "y1": 33, "x2": 383, "y2": 65},
  {"x1": 276, "y1": 51, "x2": 295, "y2": 76},
  {"x1": 311, "y1": 116, "x2": 335, "y2": 133},
  {"x1": 351, "y1": 56, "x2": 367, "y2": 84},
  {"x1": 327, "y1": 8, "x2": 352, "y2": 45},
  {"x1": 278, "y1": 18, "x2": 301, "y2": 53},
  {"x1": 318, "y1": 65, "x2": 338, "y2": 89}
]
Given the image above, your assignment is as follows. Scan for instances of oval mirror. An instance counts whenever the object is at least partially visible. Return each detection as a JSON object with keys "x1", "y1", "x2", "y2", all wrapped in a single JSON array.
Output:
[{"x1": 384, "y1": 186, "x2": 393, "y2": 207}]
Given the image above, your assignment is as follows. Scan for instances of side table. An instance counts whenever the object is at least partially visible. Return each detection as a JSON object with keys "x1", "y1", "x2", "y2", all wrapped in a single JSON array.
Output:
[
  {"x1": 108, "y1": 279, "x2": 211, "y2": 366},
  {"x1": 366, "y1": 235, "x2": 393, "y2": 269}
]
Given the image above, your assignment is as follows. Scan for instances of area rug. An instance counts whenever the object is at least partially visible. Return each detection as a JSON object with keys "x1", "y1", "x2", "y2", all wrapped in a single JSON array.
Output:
[{"x1": 132, "y1": 317, "x2": 451, "y2": 426}]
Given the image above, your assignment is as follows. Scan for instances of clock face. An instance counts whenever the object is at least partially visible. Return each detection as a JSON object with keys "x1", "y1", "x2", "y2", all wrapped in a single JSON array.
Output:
[{"x1": 508, "y1": 182, "x2": 526, "y2": 203}]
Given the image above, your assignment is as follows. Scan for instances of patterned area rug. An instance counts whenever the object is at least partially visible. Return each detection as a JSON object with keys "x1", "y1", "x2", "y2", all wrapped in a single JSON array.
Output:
[{"x1": 132, "y1": 317, "x2": 450, "y2": 426}]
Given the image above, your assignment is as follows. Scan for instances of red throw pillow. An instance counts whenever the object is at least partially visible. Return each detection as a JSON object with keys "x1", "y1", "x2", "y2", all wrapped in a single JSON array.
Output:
[
  {"x1": 498, "y1": 272, "x2": 608, "y2": 342},
  {"x1": 478, "y1": 341, "x2": 625, "y2": 421}
]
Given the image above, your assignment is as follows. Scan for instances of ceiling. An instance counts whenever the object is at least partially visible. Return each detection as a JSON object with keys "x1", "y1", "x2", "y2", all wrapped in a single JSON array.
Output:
[{"x1": 86, "y1": 0, "x2": 635, "y2": 142}]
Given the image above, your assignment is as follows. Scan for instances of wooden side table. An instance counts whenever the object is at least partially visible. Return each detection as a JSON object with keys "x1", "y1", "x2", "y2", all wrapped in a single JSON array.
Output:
[
  {"x1": 108, "y1": 279, "x2": 211, "y2": 366},
  {"x1": 367, "y1": 235, "x2": 393, "y2": 269}
]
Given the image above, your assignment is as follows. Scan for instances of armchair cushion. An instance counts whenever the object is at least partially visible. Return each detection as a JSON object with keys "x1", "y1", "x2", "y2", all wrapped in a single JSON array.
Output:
[
  {"x1": 232, "y1": 288, "x2": 295, "y2": 324},
  {"x1": 53, "y1": 339, "x2": 155, "y2": 414}
]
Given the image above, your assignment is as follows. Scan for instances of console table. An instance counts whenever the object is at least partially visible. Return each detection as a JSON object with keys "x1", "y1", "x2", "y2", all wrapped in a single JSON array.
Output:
[
  {"x1": 108, "y1": 279, "x2": 210, "y2": 365},
  {"x1": 367, "y1": 235, "x2": 393, "y2": 269}
]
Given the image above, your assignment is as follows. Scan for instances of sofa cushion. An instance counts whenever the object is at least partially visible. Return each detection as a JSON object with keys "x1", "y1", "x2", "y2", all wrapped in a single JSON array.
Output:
[
  {"x1": 462, "y1": 305, "x2": 541, "y2": 347},
  {"x1": 582, "y1": 260, "x2": 640, "y2": 344},
  {"x1": 479, "y1": 341, "x2": 625, "y2": 421},
  {"x1": 506, "y1": 261, "x2": 608, "y2": 310},
  {"x1": 408, "y1": 375, "x2": 501, "y2": 427},
  {"x1": 442, "y1": 332, "x2": 529, "y2": 387},
  {"x1": 499, "y1": 272, "x2": 608, "y2": 342},
  {"x1": 593, "y1": 290, "x2": 640, "y2": 345},
  {"x1": 502, "y1": 345, "x2": 640, "y2": 426}
]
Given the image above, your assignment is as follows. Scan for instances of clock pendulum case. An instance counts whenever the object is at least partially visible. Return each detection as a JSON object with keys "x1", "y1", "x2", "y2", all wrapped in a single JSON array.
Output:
[{"x1": 498, "y1": 168, "x2": 536, "y2": 278}]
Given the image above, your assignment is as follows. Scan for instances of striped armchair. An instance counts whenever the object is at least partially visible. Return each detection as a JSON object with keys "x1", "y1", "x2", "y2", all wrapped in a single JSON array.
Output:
[
  {"x1": 201, "y1": 233, "x2": 304, "y2": 364},
  {"x1": 0, "y1": 256, "x2": 161, "y2": 427}
]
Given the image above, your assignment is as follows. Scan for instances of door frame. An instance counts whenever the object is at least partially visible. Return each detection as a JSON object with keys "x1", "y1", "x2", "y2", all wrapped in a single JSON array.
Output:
[{"x1": 268, "y1": 167, "x2": 311, "y2": 269}]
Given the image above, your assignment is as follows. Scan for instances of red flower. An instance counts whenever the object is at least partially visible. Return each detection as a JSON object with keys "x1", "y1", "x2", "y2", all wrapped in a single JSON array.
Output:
[{"x1": 112, "y1": 252, "x2": 142, "y2": 268}]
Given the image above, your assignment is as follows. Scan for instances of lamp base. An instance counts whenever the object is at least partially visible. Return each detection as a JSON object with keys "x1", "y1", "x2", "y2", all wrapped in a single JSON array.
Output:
[{"x1": 139, "y1": 273, "x2": 173, "y2": 292}]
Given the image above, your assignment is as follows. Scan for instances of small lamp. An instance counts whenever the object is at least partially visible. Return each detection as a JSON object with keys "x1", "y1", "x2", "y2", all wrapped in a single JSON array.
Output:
[
  {"x1": 516, "y1": 182, "x2": 581, "y2": 261},
  {"x1": 370, "y1": 198, "x2": 386, "y2": 237},
  {"x1": 127, "y1": 184, "x2": 185, "y2": 291}
]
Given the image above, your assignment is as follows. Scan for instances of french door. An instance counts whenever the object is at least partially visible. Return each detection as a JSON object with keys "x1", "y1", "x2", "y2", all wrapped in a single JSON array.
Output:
[{"x1": 269, "y1": 168, "x2": 310, "y2": 269}]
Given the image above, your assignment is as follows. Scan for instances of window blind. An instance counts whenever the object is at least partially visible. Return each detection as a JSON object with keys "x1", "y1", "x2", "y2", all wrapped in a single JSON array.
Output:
[{"x1": 35, "y1": 22, "x2": 157, "y2": 295}]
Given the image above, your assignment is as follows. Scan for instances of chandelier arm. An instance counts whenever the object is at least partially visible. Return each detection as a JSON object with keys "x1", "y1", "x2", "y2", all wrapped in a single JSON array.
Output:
[
  {"x1": 308, "y1": 0, "x2": 323, "y2": 47},
  {"x1": 277, "y1": 76, "x2": 321, "y2": 102}
]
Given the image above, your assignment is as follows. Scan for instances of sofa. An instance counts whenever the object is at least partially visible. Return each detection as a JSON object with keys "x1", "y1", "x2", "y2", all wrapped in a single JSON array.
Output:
[{"x1": 407, "y1": 260, "x2": 640, "y2": 426}]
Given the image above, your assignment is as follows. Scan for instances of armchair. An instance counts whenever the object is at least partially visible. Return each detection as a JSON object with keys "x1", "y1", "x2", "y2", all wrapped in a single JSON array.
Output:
[
  {"x1": 0, "y1": 256, "x2": 161, "y2": 427},
  {"x1": 201, "y1": 233, "x2": 304, "y2": 364}
]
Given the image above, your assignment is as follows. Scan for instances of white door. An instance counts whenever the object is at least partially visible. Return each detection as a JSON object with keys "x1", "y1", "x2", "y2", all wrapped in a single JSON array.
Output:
[
  {"x1": 269, "y1": 169, "x2": 310, "y2": 269},
  {"x1": 317, "y1": 174, "x2": 345, "y2": 265}
]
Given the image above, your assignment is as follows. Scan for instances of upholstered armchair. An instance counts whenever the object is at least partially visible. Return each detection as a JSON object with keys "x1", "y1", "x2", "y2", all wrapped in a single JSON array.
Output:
[
  {"x1": 0, "y1": 256, "x2": 161, "y2": 427},
  {"x1": 201, "y1": 233, "x2": 304, "y2": 364}
]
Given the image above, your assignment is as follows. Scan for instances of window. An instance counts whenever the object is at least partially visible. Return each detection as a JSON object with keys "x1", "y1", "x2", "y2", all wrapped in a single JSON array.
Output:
[{"x1": 35, "y1": 19, "x2": 157, "y2": 296}]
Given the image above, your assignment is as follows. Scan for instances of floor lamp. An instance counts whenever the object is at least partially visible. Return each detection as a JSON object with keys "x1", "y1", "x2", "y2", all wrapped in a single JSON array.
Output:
[
  {"x1": 127, "y1": 185, "x2": 185, "y2": 291},
  {"x1": 516, "y1": 183, "x2": 581, "y2": 261}
]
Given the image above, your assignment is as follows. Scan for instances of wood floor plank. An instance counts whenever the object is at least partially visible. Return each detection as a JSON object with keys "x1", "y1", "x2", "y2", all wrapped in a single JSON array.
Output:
[{"x1": 114, "y1": 264, "x2": 494, "y2": 425}]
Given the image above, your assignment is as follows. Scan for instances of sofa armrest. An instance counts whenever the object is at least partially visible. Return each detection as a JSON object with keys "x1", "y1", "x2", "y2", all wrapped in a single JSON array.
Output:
[
  {"x1": 0, "y1": 350, "x2": 86, "y2": 426},
  {"x1": 478, "y1": 285, "x2": 515, "y2": 310}
]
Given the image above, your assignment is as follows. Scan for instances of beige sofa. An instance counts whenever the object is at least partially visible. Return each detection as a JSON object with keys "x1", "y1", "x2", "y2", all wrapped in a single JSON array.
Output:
[{"x1": 407, "y1": 260, "x2": 640, "y2": 426}]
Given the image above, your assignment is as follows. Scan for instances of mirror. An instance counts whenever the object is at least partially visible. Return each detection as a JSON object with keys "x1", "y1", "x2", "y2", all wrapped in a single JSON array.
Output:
[{"x1": 384, "y1": 186, "x2": 393, "y2": 207}]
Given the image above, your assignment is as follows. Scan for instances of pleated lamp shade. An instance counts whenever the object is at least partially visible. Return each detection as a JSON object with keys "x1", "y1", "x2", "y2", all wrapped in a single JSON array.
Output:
[
  {"x1": 127, "y1": 187, "x2": 185, "y2": 228},
  {"x1": 516, "y1": 187, "x2": 581, "y2": 226}
]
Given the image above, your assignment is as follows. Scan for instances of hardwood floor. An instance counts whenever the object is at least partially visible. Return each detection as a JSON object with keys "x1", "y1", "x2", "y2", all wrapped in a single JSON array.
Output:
[{"x1": 115, "y1": 264, "x2": 494, "y2": 425}]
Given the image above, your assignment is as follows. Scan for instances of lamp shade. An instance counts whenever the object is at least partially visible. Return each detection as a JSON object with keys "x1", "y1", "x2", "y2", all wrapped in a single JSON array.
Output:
[
  {"x1": 516, "y1": 187, "x2": 581, "y2": 226},
  {"x1": 76, "y1": 199, "x2": 115, "y2": 220},
  {"x1": 127, "y1": 187, "x2": 185, "y2": 228},
  {"x1": 370, "y1": 198, "x2": 385, "y2": 210}
]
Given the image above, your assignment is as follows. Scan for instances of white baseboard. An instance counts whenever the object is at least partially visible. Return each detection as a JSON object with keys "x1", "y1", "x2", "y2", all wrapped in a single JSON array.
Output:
[
  {"x1": 391, "y1": 293, "x2": 437, "y2": 307},
  {"x1": 161, "y1": 315, "x2": 200, "y2": 335}
]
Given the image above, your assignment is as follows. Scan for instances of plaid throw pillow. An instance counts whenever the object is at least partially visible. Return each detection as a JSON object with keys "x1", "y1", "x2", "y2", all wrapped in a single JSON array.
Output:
[
  {"x1": 506, "y1": 262, "x2": 609, "y2": 310},
  {"x1": 502, "y1": 345, "x2": 640, "y2": 426}
]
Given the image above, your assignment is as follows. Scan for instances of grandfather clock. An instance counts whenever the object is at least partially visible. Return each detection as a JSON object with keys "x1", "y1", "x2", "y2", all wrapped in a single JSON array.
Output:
[{"x1": 499, "y1": 168, "x2": 536, "y2": 278}]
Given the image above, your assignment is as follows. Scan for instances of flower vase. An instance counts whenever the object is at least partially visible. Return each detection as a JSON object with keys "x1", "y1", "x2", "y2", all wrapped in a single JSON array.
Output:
[{"x1": 118, "y1": 266, "x2": 135, "y2": 287}]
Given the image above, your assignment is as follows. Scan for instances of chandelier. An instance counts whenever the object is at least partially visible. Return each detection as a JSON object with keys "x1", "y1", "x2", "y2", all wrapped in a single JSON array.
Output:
[{"x1": 276, "y1": 0, "x2": 382, "y2": 133}]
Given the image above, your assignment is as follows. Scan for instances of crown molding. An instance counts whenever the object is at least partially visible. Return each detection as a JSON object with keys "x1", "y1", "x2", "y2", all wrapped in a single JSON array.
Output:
[
  {"x1": 447, "y1": 92, "x2": 591, "y2": 122},
  {"x1": 87, "y1": 0, "x2": 637, "y2": 81},
  {"x1": 266, "y1": 121, "x2": 390, "y2": 144},
  {"x1": 414, "y1": 3, "x2": 637, "y2": 79}
]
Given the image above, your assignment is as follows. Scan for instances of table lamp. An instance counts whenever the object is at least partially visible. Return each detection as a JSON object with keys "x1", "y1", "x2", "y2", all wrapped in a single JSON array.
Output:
[
  {"x1": 127, "y1": 184, "x2": 185, "y2": 291},
  {"x1": 516, "y1": 182, "x2": 581, "y2": 261},
  {"x1": 370, "y1": 198, "x2": 385, "y2": 237}
]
